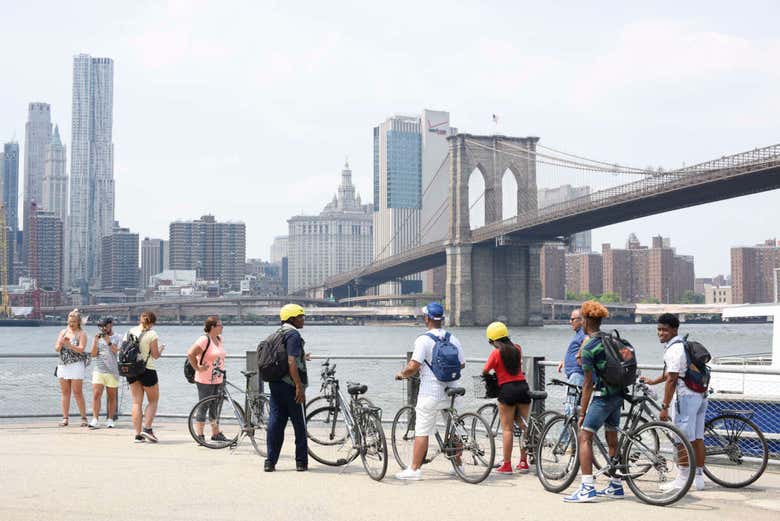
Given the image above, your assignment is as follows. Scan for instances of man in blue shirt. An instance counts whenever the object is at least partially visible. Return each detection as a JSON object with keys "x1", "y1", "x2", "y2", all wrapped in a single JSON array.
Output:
[{"x1": 557, "y1": 309, "x2": 585, "y2": 418}]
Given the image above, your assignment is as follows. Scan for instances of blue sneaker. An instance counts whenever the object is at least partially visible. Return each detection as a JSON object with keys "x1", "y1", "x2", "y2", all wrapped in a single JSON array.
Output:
[
  {"x1": 596, "y1": 481, "x2": 625, "y2": 499},
  {"x1": 563, "y1": 483, "x2": 596, "y2": 503}
]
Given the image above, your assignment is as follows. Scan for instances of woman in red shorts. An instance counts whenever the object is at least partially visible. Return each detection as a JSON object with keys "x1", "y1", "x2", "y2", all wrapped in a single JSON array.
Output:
[{"x1": 482, "y1": 321, "x2": 531, "y2": 474}]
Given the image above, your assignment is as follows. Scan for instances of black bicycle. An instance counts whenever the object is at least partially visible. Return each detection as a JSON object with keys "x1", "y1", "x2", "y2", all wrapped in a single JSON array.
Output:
[
  {"x1": 473, "y1": 376, "x2": 562, "y2": 466},
  {"x1": 187, "y1": 368, "x2": 270, "y2": 458},
  {"x1": 621, "y1": 379, "x2": 769, "y2": 488},
  {"x1": 305, "y1": 375, "x2": 388, "y2": 481},
  {"x1": 306, "y1": 358, "x2": 373, "y2": 411},
  {"x1": 537, "y1": 378, "x2": 695, "y2": 506}
]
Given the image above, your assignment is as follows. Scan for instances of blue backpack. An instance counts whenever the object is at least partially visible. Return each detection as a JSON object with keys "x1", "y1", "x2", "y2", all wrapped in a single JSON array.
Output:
[{"x1": 424, "y1": 332, "x2": 461, "y2": 382}]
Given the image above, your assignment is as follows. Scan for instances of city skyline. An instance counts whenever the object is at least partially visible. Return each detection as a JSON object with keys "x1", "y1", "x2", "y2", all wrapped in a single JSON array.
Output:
[{"x1": 1, "y1": 2, "x2": 779, "y2": 278}]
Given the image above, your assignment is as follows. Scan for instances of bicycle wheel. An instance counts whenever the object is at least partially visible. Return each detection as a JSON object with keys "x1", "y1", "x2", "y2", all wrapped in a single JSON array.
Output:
[
  {"x1": 475, "y1": 403, "x2": 500, "y2": 463},
  {"x1": 187, "y1": 395, "x2": 243, "y2": 449},
  {"x1": 536, "y1": 415, "x2": 579, "y2": 492},
  {"x1": 450, "y1": 412, "x2": 495, "y2": 484},
  {"x1": 703, "y1": 413, "x2": 768, "y2": 488},
  {"x1": 525, "y1": 411, "x2": 564, "y2": 464},
  {"x1": 360, "y1": 411, "x2": 388, "y2": 481},
  {"x1": 306, "y1": 405, "x2": 358, "y2": 466},
  {"x1": 622, "y1": 421, "x2": 694, "y2": 506},
  {"x1": 390, "y1": 405, "x2": 416, "y2": 469},
  {"x1": 247, "y1": 394, "x2": 269, "y2": 458}
]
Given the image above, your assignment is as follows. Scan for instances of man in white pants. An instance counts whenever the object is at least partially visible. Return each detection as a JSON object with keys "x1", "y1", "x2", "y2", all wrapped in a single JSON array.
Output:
[{"x1": 394, "y1": 302, "x2": 466, "y2": 480}]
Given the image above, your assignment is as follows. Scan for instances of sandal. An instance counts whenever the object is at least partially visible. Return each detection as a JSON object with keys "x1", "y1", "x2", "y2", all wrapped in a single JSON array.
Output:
[
  {"x1": 59, "y1": 418, "x2": 69, "y2": 427},
  {"x1": 80, "y1": 417, "x2": 88, "y2": 427}
]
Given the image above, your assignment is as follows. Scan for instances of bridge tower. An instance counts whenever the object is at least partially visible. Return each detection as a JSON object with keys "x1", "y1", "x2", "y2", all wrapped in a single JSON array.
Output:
[{"x1": 445, "y1": 134, "x2": 543, "y2": 326}]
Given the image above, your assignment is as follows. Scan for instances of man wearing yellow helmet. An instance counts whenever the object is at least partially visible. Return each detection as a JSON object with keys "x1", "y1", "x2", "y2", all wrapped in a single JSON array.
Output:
[
  {"x1": 265, "y1": 303, "x2": 309, "y2": 472},
  {"x1": 482, "y1": 322, "x2": 531, "y2": 474}
]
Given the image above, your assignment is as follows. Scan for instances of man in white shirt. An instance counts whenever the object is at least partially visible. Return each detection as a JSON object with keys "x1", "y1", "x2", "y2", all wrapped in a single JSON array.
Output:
[
  {"x1": 394, "y1": 302, "x2": 465, "y2": 480},
  {"x1": 640, "y1": 313, "x2": 707, "y2": 490}
]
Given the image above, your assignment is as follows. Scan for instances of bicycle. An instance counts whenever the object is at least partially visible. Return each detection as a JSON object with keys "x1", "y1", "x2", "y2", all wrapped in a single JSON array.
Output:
[
  {"x1": 537, "y1": 378, "x2": 696, "y2": 506},
  {"x1": 391, "y1": 381, "x2": 496, "y2": 484},
  {"x1": 187, "y1": 368, "x2": 270, "y2": 458},
  {"x1": 473, "y1": 376, "x2": 562, "y2": 466},
  {"x1": 620, "y1": 378, "x2": 769, "y2": 488},
  {"x1": 306, "y1": 358, "x2": 374, "y2": 411},
  {"x1": 305, "y1": 375, "x2": 389, "y2": 481}
]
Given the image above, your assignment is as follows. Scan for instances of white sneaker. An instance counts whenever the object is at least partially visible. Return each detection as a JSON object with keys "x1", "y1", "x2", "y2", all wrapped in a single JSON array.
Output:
[
  {"x1": 694, "y1": 474, "x2": 705, "y2": 491},
  {"x1": 661, "y1": 474, "x2": 687, "y2": 491},
  {"x1": 106, "y1": 419, "x2": 115, "y2": 429},
  {"x1": 88, "y1": 418, "x2": 99, "y2": 429},
  {"x1": 395, "y1": 467, "x2": 423, "y2": 480},
  {"x1": 448, "y1": 465, "x2": 465, "y2": 476}
]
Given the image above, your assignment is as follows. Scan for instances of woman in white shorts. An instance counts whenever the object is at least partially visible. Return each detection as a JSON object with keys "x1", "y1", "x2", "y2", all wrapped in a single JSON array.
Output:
[
  {"x1": 89, "y1": 316, "x2": 122, "y2": 428},
  {"x1": 54, "y1": 309, "x2": 89, "y2": 427}
]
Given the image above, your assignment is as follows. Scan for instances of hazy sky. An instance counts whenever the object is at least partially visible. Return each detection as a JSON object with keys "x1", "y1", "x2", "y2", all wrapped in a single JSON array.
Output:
[{"x1": 2, "y1": 0, "x2": 778, "y2": 278}]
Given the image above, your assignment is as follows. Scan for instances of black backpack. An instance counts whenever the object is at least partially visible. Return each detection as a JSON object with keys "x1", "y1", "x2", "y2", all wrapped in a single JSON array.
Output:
[
  {"x1": 680, "y1": 334, "x2": 711, "y2": 393},
  {"x1": 118, "y1": 330, "x2": 149, "y2": 379},
  {"x1": 593, "y1": 330, "x2": 637, "y2": 388},
  {"x1": 184, "y1": 336, "x2": 211, "y2": 384},
  {"x1": 256, "y1": 328, "x2": 289, "y2": 382}
]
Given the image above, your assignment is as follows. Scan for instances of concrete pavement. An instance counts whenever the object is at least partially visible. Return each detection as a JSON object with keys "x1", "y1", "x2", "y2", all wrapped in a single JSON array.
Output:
[{"x1": 2, "y1": 421, "x2": 780, "y2": 521}]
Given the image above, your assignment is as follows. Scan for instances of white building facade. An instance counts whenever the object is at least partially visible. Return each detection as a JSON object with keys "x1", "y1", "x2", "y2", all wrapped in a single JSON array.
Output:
[{"x1": 23, "y1": 102, "x2": 52, "y2": 229}]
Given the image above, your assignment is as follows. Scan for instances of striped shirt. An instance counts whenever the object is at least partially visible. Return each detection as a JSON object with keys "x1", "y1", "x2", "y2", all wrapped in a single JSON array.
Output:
[{"x1": 580, "y1": 335, "x2": 623, "y2": 396}]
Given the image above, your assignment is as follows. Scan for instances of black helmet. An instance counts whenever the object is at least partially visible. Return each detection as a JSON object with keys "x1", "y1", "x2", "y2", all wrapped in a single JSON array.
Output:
[{"x1": 97, "y1": 316, "x2": 113, "y2": 327}]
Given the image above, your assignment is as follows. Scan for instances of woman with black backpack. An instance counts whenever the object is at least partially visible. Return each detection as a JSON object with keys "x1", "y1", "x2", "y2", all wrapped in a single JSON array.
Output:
[
  {"x1": 186, "y1": 316, "x2": 228, "y2": 444},
  {"x1": 126, "y1": 311, "x2": 165, "y2": 443}
]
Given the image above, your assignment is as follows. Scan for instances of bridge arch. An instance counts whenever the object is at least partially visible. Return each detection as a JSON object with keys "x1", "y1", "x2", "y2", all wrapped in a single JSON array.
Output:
[
  {"x1": 502, "y1": 167, "x2": 519, "y2": 220},
  {"x1": 468, "y1": 166, "x2": 486, "y2": 230}
]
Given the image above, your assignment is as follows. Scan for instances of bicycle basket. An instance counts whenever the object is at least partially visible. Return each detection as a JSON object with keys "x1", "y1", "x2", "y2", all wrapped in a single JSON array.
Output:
[{"x1": 473, "y1": 374, "x2": 499, "y2": 399}]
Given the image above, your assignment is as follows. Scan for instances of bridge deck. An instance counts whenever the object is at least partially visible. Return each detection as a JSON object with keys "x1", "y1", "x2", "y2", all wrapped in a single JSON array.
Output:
[{"x1": 3, "y1": 421, "x2": 780, "y2": 520}]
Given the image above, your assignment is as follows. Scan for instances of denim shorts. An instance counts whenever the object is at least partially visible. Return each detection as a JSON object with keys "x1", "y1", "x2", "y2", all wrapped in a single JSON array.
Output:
[
  {"x1": 582, "y1": 394, "x2": 623, "y2": 433},
  {"x1": 674, "y1": 393, "x2": 707, "y2": 440}
]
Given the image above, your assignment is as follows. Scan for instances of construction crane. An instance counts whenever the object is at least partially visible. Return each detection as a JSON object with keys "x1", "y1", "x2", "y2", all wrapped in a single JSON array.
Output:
[{"x1": 0, "y1": 204, "x2": 11, "y2": 317}]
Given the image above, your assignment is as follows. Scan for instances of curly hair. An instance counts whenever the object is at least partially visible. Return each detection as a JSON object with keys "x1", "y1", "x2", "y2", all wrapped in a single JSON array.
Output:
[{"x1": 580, "y1": 300, "x2": 609, "y2": 319}]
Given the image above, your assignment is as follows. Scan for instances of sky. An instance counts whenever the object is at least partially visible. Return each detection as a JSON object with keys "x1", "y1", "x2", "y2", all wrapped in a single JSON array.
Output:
[{"x1": 1, "y1": 0, "x2": 778, "y2": 278}]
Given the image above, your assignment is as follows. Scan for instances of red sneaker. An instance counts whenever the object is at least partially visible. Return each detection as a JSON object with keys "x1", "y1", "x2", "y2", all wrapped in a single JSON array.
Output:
[
  {"x1": 515, "y1": 460, "x2": 530, "y2": 473},
  {"x1": 495, "y1": 462, "x2": 513, "y2": 474}
]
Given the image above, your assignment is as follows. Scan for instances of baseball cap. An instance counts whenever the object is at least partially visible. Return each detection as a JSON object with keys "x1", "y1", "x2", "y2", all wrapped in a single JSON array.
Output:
[
  {"x1": 422, "y1": 302, "x2": 445, "y2": 320},
  {"x1": 97, "y1": 316, "x2": 113, "y2": 327}
]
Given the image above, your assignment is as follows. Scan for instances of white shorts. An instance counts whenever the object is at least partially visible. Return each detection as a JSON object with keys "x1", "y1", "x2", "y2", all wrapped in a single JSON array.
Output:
[
  {"x1": 674, "y1": 393, "x2": 708, "y2": 441},
  {"x1": 57, "y1": 362, "x2": 86, "y2": 381},
  {"x1": 414, "y1": 396, "x2": 451, "y2": 437}
]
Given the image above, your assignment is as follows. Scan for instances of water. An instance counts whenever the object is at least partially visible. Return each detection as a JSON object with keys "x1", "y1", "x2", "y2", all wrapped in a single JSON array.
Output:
[{"x1": 0, "y1": 322, "x2": 774, "y2": 418}]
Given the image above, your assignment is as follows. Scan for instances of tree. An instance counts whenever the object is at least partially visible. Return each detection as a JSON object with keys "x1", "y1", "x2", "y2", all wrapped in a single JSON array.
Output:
[
  {"x1": 679, "y1": 290, "x2": 704, "y2": 304},
  {"x1": 598, "y1": 292, "x2": 621, "y2": 303}
]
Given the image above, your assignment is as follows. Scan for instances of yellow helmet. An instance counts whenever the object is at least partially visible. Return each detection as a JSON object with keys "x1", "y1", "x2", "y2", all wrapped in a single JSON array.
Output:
[
  {"x1": 280, "y1": 303, "x2": 305, "y2": 322},
  {"x1": 486, "y1": 321, "x2": 509, "y2": 341}
]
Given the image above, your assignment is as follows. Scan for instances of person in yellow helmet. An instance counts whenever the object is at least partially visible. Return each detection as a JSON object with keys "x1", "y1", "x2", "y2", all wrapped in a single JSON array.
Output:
[
  {"x1": 482, "y1": 321, "x2": 531, "y2": 474},
  {"x1": 265, "y1": 303, "x2": 310, "y2": 472}
]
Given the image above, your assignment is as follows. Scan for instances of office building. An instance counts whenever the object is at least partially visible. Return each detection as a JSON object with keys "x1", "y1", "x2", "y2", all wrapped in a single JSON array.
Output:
[
  {"x1": 288, "y1": 162, "x2": 373, "y2": 293},
  {"x1": 269, "y1": 235, "x2": 288, "y2": 264},
  {"x1": 141, "y1": 238, "x2": 169, "y2": 288},
  {"x1": 69, "y1": 54, "x2": 115, "y2": 290},
  {"x1": 42, "y1": 125, "x2": 68, "y2": 223},
  {"x1": 23, "y1": 102, "x2": 52, "y2": 229},
  {"x1": 101, "y1": 223, "x2": 139, "y2": 291},
  {"x1": 704, "y1": 284, "x2": 732, "y2": 304},
  {"x1": 32, "y1": 208, "x2": 64, "y2": 292},
  {"x1": 540, "y1": 244, "x2": 565, "y2": 299},
  {"x1": 1, "y1": 142, "x2": 20, "y2": 283},
  {"x1": 566, "y1": 251, "x2": 604, "y2": 297},
  {"x1": 169, "y1": 215, "x2": 246, "y2": 290},
  {"x1": 731, "y1": 238, "x2": 780, "y2": 304},
  {"x1": 538, "y1": 185, "x2": 592, "y2": 252}
]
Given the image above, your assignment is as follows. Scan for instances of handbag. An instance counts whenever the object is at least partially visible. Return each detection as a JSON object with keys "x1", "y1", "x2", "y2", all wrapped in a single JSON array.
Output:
[{"x1": 184, "y1": 336, "x2": 211, "y2": 384}]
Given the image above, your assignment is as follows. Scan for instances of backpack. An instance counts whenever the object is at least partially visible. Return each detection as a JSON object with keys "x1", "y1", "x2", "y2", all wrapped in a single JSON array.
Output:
[
  {"x1": 183, "y1": 336, "x2": 211, "y2": 384},
  {"x1": 593, "y1": 330, "x2": 637, "y2": 388},
  {"x1": 256, "y1": 328, "x2": 289, "y2": 382},
  {"x1": 680, "y1": 334, "x2": 711, "y2": 393},
  {"x1": 423, "y1": 332, "x2": 461, "y2": 382},
  {"x1": 118, "y1": 330, "x2": 149, "y2": 379}
]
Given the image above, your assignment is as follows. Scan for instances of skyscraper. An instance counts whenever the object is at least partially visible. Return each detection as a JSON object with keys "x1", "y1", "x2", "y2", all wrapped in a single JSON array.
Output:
[
  {"x1": 731, "y1": 239, "x2": 780, "y2": 304},
  {"x1": 287, "y1": 162, "x2": 373, "y2": 293},
  {"x1": 28, "y1": 203, "x2": 64, "y2": 292},
  {"x1": 42, "y1": 125, "x2": 68, "y2": 223},
  {"x1": 23, "y1": 102, "x2": 52, "y2": 230},
  {"x1": 1, "y1": 142, "x2": 19, "y2": 284},
  {"x1": 101, "y1": 223, "x2": 139, "y2": 292},
  {"x1": 68, "y1": 54, "x2": 115, "y2": 292},
  {"x1": 141, "y1": 238, "x2": 169, "y2": 288}
]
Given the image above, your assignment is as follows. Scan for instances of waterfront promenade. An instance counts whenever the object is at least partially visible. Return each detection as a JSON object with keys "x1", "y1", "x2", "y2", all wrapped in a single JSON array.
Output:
[{"x1": 3, "y1": 421, "x2": 780, "y2": 521}]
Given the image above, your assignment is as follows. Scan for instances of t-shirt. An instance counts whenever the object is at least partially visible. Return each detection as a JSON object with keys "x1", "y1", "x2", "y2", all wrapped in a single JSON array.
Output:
[
  {"x1": 280, "y1": 324, "x2": 307, "y2": 388},
  {"x1": 94, "y1": 333, "x2": 121, "y2": 377},
  {"x1": 580, "y1": 335, "x2": 623, "y2": 397},
  {"x1": 128, "y1": 326, "x2": 160, "y2": 370},
  {"x1": 483, "y1": 344, "x2": 526, "y2": 386},
  {"x1": 193, "y1": 335, "x2": 226, "y2": 385},
  {"x1": 412, "y1": 328, "x2": 465, "y2": 402},
  {"x1": 563, "y1": 328, "x2": 585, "y2": 377},
  {"x1": 663, "y1": 336, "x2": 701, "y2": 398}
]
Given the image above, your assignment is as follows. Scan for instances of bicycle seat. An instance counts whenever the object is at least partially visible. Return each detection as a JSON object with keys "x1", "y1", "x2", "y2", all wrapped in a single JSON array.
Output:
[
  {"x1": 241, "y1": 370, "x2": 257, "y2": 378},
  {"x1": 529, "y1": 390, "x2": 547, "y2": 401},
  {"x1": 445, "y1": 387, "x2": 466, "y2": 397},
  {"x1": 348, "y1": 384, "x2": 368, "y2": 395}
]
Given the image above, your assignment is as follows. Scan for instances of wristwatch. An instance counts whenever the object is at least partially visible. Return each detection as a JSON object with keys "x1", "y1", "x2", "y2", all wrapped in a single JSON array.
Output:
[{"x1": 661, "y1": 403, "x2": 670, "y2": 409}]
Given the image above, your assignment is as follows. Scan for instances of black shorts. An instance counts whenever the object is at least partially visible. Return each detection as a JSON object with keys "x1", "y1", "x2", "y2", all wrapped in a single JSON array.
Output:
[
  {"x1": 497, "y1": 380, "x2": 531, "y2": 406},
  {"x1": 127, "y1": 369, "x2": 158, "y2": 387}
]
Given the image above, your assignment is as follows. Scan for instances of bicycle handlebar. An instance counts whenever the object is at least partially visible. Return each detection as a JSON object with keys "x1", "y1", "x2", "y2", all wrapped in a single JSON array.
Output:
[{"x1": 550, "y1": 378, "x2": 581, "y2": 389}]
